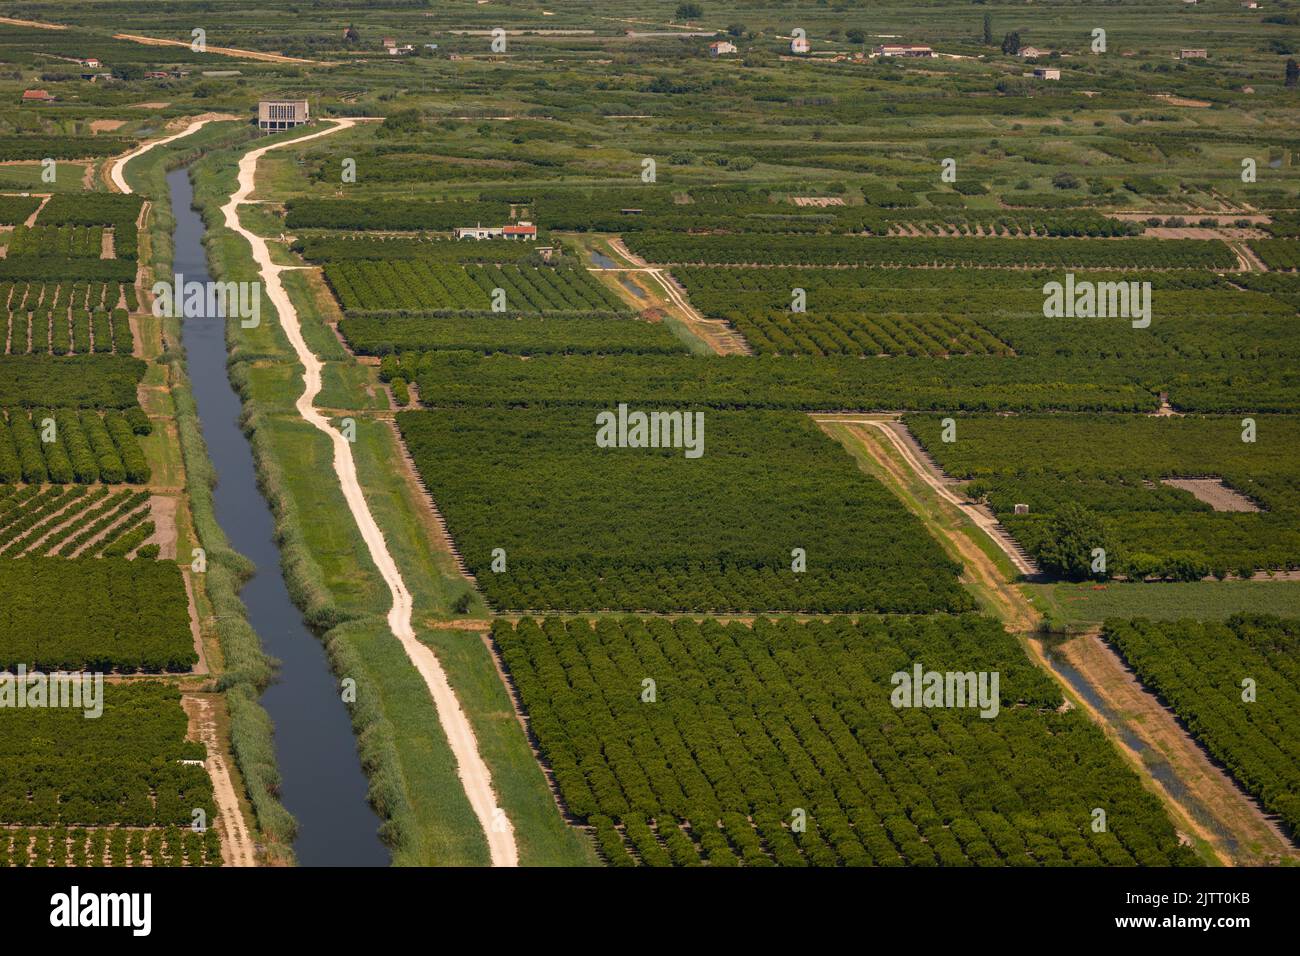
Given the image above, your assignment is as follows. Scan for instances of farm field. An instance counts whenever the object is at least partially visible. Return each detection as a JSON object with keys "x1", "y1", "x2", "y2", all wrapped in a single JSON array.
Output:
[
  {"x1": 0, "y1": 0, "x2": 1296, "y2": 910},
  {"x1": 0, "y1": 683, "x2": 221, "y2": 866},
  {"x1": 906, "y1": 414, "x2": 1300, "y2": 581},
  {"x1": 398, "y1": 407, "x2": 970, "y2": 613},
  {"x1": 1103, "y1": 615, "x2": 1300, "y2": 835},
  {"x1": 498, "y1": 615, "x2": 1194, "y2": 866},
  {"x1": 1030, "y1": 580, "x2": 1300, "y2": 624}
]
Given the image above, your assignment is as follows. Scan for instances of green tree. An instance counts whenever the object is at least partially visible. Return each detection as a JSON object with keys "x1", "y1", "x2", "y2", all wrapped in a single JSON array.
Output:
[
  {"x1": 983, "y1": 13, "x2": 993, "y2": 46},
  {"x1": 1001, "y1": 31, "x2": 1021, "y2": 55},
  {"x1": 847, "y1": 29, "x2": 866, "y2": 44},
  {"x1": 676, "y1": 2, "x2": 703, "y2": 21},
  {"x1": 1035, "y1": 503, "x2": 1114, "y2": 580},
  {"x1": 378, "y1": 108, "x2": 422, "y2": 137},
  {"x1": 1287, "y1": 58, "x2": 1299, "y2": 87}
]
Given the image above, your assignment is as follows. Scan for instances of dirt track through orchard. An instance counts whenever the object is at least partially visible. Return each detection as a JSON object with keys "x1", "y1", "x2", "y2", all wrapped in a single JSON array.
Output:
[
  {"x1": 183, "y1": 695, "x2": 257, "y2": 867},
  {"x1": 222, "y1": 121, "x2": 517, "y2": 866}
]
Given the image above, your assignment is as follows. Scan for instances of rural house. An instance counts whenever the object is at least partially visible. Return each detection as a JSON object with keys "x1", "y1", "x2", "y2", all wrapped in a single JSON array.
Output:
[
  {"x1": 503, "y1": 222, "x2": 538, "y2": 240},
  {"x1": 455, "y1": 224, "x2": 504, "y2": 240},
  {"x1": 21, "y1": 89, "x2": 55, "y2": 102},
  {"x1": 1033, "y1": 67, "x2": 1061, "y2": 80},
  {"x1": 709, "y1": 41, "x2": 737, "y2": 56}
]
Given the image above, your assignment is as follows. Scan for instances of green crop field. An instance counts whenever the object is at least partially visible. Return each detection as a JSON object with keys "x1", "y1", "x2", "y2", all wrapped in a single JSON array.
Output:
[
  {"x1": 399, "y1": 407, "x2": 970, "y2": 613},
  {"x1": 0, "y1": 0, "x2": 1294, "y2": 895},
  {"x1": 1104, "y1": 615, "x2": 1300, "y2": 834},
  {"x1": 498, "y1": 615, "x2": 1194, "y2": 866},
  {"x1": 908, "y1": 414, "x2": 1300, "y2": 581}
]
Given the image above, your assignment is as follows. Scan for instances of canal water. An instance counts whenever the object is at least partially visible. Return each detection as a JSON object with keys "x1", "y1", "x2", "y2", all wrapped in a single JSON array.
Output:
[{"x1": 169, "y1": 166, "x2": 388, "y2": 866}]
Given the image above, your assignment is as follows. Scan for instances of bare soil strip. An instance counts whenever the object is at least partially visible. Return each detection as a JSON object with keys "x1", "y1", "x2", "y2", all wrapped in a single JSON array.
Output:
[
  {"x1": 1162, "y1": 477, "x2": 1261, "y2": 512},
  {"x1": 224, "y1": 121, "x2": 517, "y2": 866},
  {"x1": 0, "y1": 16, "x2": 66, "y2": 29},
  {"x1": 182, "y1": 695, "x2": 256, "y2": 866},
  {"x1": 23, "y1": 195, "x2": 49, "y2": 228},
  {"x1": 112, "y1": 33, "x2": 314, "y2": 64}
]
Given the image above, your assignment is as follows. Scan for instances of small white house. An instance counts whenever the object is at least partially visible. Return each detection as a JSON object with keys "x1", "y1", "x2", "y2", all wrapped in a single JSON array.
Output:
[
  {"x1": 1033, "y1": 67, "x2": 1061, "y2": 80},
  {"x1": 709, "y1": 40, "x2": 737, "y2": 56},
  {"x1": 454, "y1": 224, "x2": 504, "y2": 240}
]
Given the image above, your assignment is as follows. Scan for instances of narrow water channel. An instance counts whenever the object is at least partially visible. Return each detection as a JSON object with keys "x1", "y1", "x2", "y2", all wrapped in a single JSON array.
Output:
[
  {"x1": 169, "y1": 166, "x2": 389, "y2": 866},
  {"x1": 1041, "y1": 638, "x2": 1239, "y2": 858}
]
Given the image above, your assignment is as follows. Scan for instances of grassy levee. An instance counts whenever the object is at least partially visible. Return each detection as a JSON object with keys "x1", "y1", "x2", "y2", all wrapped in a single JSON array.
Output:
[
  {"x1": 126, "y1": 118, "x2": 299, "y2": 863},
  {"x1": 187, "y1": 130, "x2": 592, "y2": 865},
  {"x1": 1028, "y1": 580, "x2": 1300, "y2": 627}
]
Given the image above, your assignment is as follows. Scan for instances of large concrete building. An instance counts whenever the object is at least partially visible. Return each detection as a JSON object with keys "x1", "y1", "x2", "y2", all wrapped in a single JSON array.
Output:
[{"x1": 257, "y1": 99, "x2": 310, "y2": 132}]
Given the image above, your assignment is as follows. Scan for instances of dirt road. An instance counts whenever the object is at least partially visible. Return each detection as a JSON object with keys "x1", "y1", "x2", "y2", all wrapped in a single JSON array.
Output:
[
  {"x1": 183, "y1": 695, "x2": 256, "y2": 866},
  {"x1": 108, "y1": 118, "x2": 213, "y2": 194},
  {"x1": 814, "y1": 415, "x2": 1039, "y2": 577},
  {"x1": 113, "y1": 33, "x2": 314, "y2": 64},
  {"x1": 223, "y1": 121, "x2": 518, "y2": 867}
]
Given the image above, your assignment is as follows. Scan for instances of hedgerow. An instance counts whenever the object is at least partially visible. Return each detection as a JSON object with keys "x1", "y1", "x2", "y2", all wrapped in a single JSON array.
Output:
[
  {"x1": 0, "y1": 355, "x2": 144, "y2": 408},
  {"x1": 625, "y1": 233, "x2": 1237, "y2": 269},
  {"x1": 341, "y1": 315, "x2": 684, "y2": 357}
]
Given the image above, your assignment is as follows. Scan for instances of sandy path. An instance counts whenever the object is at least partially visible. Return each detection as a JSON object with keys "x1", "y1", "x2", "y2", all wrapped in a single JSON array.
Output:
[
  {"x1": 0, "y1": 15, "x2": 66, "y2": 29},
  {"x1": 223, "y1": 121, "x2": 518, "y2": 867},
  {"x1": 113, "y1": 33, "x2": 314, "y2": 64},
  {"x1": 183, "y1": 695, "x2": 257, "y2": 866},
  {"x1": 109, "y1": 118, "x2": 217, "y2": 194},
  {"x1": 604, "y1": 237, "x2": 753, "y2": 355},
  {"x1": 815, "y1": 415, "x2": 1039, "y2": 577}
]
